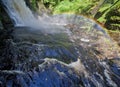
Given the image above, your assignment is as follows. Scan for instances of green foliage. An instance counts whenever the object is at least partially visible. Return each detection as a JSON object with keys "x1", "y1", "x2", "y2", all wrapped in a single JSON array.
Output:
[
  {"x1": 95, "y1": 0, "x2": 120, "y2": 21},
  {"x1": 31, "y1": 0, "x2": 38, "y2": 11},
  {"x1": 39, "y1": 0, "x2": 98, "y2": 15},
  {"x1": 53, "y1": 0, "x2": 95, "y2": 14},
  {"x1": 105, "y1": 1, "x2": 120, "y2": 30},
  {"x1": 41, "y1": 0, "x2": 62, "y2": 10}
]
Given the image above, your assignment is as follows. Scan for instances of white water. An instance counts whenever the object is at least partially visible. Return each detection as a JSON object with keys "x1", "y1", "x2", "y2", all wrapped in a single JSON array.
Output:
[
  {"x1": 1, "y1": 0, "x2": 44, "y2": 27},
  {"x1": 3, "y1": 0, "x2": 71, "y2": 34},
  {"x1": 2, "y1": 0, "x2": 57, "y2": 32},
  {"x1": 2, "y1": 0, "x2": 67, "y2": 29}
]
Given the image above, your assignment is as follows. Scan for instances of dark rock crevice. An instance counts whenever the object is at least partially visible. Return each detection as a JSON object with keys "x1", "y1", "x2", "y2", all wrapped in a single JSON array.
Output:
[{"x1": 0, "y1": 1, "x2": 14, "y2": 29}]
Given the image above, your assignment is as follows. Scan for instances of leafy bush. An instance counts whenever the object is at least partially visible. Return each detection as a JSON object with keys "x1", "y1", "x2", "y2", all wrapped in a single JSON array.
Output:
[{"x1": 53, "y1": 0, "x2": 96, "y2": 14}]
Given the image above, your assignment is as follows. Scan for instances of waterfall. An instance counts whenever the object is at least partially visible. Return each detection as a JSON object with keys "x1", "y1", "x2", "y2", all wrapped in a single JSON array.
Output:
[
  {"x1": 1, "y1": 0, "x2": 41, "y2": 27},
  {"x1": 0, "y1": 0, "x2": 120, "y2": 87},
  {"x1": 1, "y1": 0, "x2": 70, "y2": 34}
]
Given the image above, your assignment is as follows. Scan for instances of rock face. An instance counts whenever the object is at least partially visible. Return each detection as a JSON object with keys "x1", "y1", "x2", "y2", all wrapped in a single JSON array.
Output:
[
  {"x1": 0, "y1": 1, "x2": 13, "y2": 29},
  {"x1": 0, "y1": 39, "x2": 120, "y2": 87},
  {"x1": 0, "y1": 20, "x2": 3, "y2": 30},
  {"x1": 0, "y1": 2, "x2": 4, "y2": 30},
  {"x1": 0, "y1": 14, "x2": 120, "y2": 87},
  {"x1": 0, "y1": 0, "x2": 120, "y2": 86},
  {"x1": 0, "y1": 35, "x2": 120, "y2": 87}
]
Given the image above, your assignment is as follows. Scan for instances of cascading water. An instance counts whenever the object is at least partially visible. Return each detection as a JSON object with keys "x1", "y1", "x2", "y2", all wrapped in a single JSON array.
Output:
[
  {"x1": 0, "y1": 0, "x2": 120, "y2": 87},
  {"x1": 1, "y1": 0, "x2": 44, "y2": 27},
  {"x1": 0, "y1": 0, "x2": 67, "y2": 31}
]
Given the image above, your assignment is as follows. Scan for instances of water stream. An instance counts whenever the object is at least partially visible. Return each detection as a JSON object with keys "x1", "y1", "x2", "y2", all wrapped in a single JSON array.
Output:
[{"x1": 0, "y1": 0, "x2": 120, "y2": 87}]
